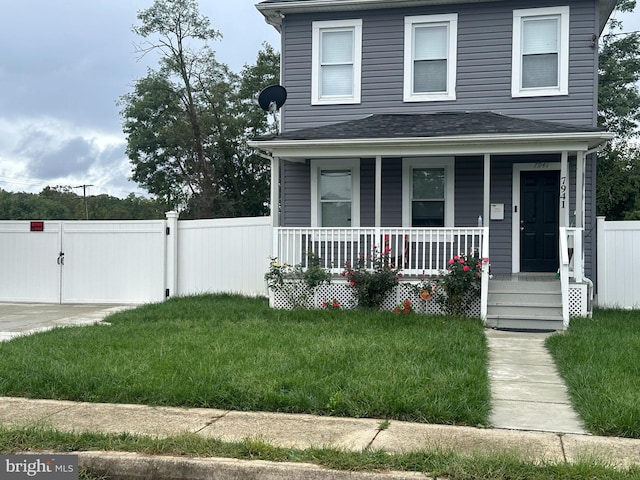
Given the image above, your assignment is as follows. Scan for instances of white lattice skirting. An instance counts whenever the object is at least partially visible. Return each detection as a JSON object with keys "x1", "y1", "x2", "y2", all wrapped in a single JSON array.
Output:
[
  {"x1": 569, "y1": 283, "x2": 588, "y2": 317},
  {"x1": 270, "y1": 281, "x2": 481, "y2": 317}
]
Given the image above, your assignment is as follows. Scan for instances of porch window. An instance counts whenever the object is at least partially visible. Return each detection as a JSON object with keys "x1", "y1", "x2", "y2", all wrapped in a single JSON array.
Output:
[
  {"x1": 412, "y1": 168, "x2": 445, "y2": 227},
  {"x1": 311, "y1": 159, "x2": 361, "y2": 227},
  {"x1": 512, "y1": 7, "x2": 569, "y2": 97},
  {"x1": 312, "y1": 19, "x2": 362, "y2": 105},
  {"x1": 404, "y1": 14, "x2": 458, "y2": 102},
  {"x1": 402, "y1": 158, "x2": 455, "y2": 227},
  {"x1": 320, "y1": 170, "x2": 352, "y2": 227}
]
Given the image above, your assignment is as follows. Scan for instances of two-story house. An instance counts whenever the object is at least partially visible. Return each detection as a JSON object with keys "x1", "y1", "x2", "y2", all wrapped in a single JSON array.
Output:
[{"x1": 249, "y1": 0, "x2": 616, "y2": 329}]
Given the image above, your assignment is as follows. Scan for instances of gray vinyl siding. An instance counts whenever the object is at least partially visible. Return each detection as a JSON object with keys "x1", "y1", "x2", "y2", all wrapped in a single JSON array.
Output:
[
  {"x1": 381, "y1": 158, "x2": 403, "y2": 227},
  {"x1": 585, "y1": 153, "x2": 596, "y2": 282},
  {"x1": 487, "y1": 156, "x2": 514, "y2": 274},
  {"x1": 360, "y1": 158, "x2": 376, "y2": 226},
  {"x1": 455, "y1": 157, "x2": 484, "y2": 227},
  {"x1": 281, "y1": 160, "x2": 310, "y2": 227},
  {"x1": 280, "y1": 0, "x2": 598, "y2": 132}
]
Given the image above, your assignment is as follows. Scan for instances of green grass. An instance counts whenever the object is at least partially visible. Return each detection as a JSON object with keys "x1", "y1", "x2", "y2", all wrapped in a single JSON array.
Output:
[
  {"x1": 546, "y1": 309, "x2": 640, "y2": 438},
  {"x1": 2, "y1": 426, "x2": 637, "y2": 480},
  {"x1": 0, "y1": 294, "x2": 490, "y2": 426}
]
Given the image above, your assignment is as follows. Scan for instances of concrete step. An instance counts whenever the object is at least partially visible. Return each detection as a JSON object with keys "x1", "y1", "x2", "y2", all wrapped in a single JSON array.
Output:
[
  {"x1": 488, "y1": 292, "x2": 561, "y2": 307},
  {"x1": 486, "y1": 278, "x2": 564, "y2": 331},
  {"x1": 485, "y1": 315, "x2": 565, "y2": 331},
  {"x1": 488, "y1": 279, "x2": 560, "y2": 294},
  {"x1": 487, "y1": 304, "x2": 562, "y2": 318}
]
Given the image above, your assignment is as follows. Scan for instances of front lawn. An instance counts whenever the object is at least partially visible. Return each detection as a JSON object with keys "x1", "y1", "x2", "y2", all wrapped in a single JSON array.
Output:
[
  {"x1": 546, "y1": 310, "x2": 640, "y2": 438},
  {"x1": 0, "y1": 294, "x2": 490, "y2": 426}
]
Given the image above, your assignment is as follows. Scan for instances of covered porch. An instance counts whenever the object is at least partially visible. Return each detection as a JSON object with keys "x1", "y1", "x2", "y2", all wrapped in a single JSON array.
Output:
[{"x1": 250, "y1": 112, "x2": 611, "y2": 327}]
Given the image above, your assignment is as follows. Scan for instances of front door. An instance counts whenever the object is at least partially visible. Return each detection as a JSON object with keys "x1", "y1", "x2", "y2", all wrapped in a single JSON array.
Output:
[{"x1": 520, "y1": 170, "x2": 559, "y2": 272}]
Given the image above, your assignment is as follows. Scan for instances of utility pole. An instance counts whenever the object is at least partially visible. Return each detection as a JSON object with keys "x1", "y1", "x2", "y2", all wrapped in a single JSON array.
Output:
[{"x1": 73, "y1": 184, "x2": 94, "y2": 220}]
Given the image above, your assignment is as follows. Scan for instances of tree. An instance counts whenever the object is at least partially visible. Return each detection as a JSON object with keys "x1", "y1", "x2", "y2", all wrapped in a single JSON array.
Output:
[
  {"x1": 121, "y1": 0, "x2": 279, "y2": 219},
  {"x1": 597, "y1": 0, "x2": 640, "y2": 220},
  {"x1": 0, "y1": 188, "x2": 165, "y2": 220}
]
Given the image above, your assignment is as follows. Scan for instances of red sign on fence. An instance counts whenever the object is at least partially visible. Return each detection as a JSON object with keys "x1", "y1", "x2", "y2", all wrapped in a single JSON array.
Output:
[{"x1": 30, "y1": 221, "x2": 44, "y2": 232}]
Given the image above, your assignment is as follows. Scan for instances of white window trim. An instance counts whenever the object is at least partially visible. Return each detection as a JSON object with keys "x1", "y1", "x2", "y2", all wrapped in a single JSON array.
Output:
[
  {"x1": 403, "y1": 14, "x2": 458, "y2": 102},
  {"x1": 402, "y1": 157, "x2": 455, "y2": 227},
  {"x1": 311, "y1": 159, "x2": 361, "y2": 227},
  {"x1": 311, "y1": 19, "x2": 363, "y2": 105},
  {"x1": 512, "y1": 6, "x2": 570, "y2": 98}
]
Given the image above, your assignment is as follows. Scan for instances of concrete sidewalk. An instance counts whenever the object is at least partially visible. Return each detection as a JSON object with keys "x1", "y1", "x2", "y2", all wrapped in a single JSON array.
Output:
[{"x1": 1, "y1": 397, "x2": 639, "y2": 479}]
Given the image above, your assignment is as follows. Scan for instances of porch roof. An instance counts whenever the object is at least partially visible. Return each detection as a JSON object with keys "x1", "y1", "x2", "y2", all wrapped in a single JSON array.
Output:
[{"x1": 249, "y1": 112, "x2": 612, "y2": 158}]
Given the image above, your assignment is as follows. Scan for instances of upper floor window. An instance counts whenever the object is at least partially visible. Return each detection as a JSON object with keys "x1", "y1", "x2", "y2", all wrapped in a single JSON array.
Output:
[
  {"x1": 311, "y1": 19, "x2": 362, "y2": 105},
  {"x1": 512, "y1": 6, "x2": 570, "y2": 97},
  {"x1": 404, "y1": 14, "x2": 458, "y2": 102}
]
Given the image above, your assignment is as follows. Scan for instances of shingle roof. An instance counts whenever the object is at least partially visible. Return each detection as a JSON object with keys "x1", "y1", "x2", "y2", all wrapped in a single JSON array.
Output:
[{"x1": 255, "y1": 112, "x2": 602, "y2": 142}]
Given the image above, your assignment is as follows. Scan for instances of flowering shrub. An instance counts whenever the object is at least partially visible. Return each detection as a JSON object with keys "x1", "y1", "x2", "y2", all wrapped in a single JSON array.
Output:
[
  {"x1": 322, "y1": 299, "x2": 341, "y2": 310},
  {"x1": 434, "y1": 254, "x2": 488, "y2": 316},
  {"x1": 265, "y1": 253, "x2": 331, "y2": 308},
  {"x1": 342, "y1": 246, "x2": 402, "y2": 309},
  {"x1": 393, "y1": 299, "x2": 413, "y2": 314}
]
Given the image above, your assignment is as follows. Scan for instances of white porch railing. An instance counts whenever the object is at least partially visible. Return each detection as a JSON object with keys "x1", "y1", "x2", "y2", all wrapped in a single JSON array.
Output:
[
  {"x1": 566, "y1": 227, "x2": 583, "y2": 283},
  {"x1": 275, "y1": 227, "x2": 488, "y2": 276},
  {"x1": 560, "y1": 228, "x2": 570, "y2": 327},
  {"x1": 560, "y1": 227, "x2": 584, "y2": 327}
]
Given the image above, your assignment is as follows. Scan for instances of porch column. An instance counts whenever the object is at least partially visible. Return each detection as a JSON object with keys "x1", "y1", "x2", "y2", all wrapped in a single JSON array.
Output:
[
  {"x1": 575, "y1": 151, "x2": 585, "y2": 228},
  {"x1": 483, "y1": 154, "x2": 491, "y2": 227},
  {"x1": 560, "y1": 151, "x2": 569, "y2": 228},
  {"x1": 574, "y1": 151, "x2": 585, "y2": 282},
  {"x1": 271, "y1": 156, "x2": 280, "y2": 228},
  {"x1": 375, "y1": 155, "x2": 382, "y2": 228}
]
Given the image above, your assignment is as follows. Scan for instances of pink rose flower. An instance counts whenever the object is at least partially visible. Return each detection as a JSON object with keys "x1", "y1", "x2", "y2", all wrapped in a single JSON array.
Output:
[{"x1": 463, "y1": 265, "x2": 470, "y2": 272}]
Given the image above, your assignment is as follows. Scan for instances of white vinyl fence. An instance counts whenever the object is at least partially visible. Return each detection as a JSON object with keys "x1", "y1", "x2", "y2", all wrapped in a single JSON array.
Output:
[
  {"x1": 0, "y1": 214, "x2": 272, "y2": 304},
  {"x1": 596, "y1": 217, "x2": 640, "y2": 308},
  {"x1": 174, "y1": 216, "x2": 273, "y2": 297}
]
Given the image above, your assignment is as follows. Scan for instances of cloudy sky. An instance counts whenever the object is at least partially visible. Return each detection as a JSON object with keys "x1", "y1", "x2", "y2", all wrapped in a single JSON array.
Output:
[
  {"x1": 0, "y1": 0, "x2": 279, "y2": 198},
  {"x1": 0, "y1": 2, "x2": 637, "y2": 198}
]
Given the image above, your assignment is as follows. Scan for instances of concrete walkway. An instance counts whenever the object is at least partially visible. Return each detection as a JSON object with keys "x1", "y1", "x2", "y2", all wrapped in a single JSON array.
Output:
[{"x1": 487, "y1": 328, "x2": 587, "y2": 434}]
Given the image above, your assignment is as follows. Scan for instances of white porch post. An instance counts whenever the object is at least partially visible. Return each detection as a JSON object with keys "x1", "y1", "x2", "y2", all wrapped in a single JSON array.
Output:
[
  {"x1": 271, "y1": 156, "x2": 280, "y2": 228},
  {"x1": 483, "y1": 154, "x2": 491, "y2": 227},
  {"x1": 575, "y1": 151, "x2": 585, "y2": 228},
  {"x1": 481, "y1": 154, "x2": 491, "y2": 321},
  {"x1": 270, "y1": 156, "x2": 280, "y2": 309},
  {"x1": 375, "y1": 155, "x2": 382, "y2": 228},
  {"x1": 560, "y1": 151, "x2": 569, "y2": 228},
  {"x1": 574, "y1": 151, "x2": 585, "y2": 282}
]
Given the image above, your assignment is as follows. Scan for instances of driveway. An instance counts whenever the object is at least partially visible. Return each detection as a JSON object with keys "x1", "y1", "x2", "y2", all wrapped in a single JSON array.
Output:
[{"x1": 0, "y1": 303, "x2": 135, "y2": 342}]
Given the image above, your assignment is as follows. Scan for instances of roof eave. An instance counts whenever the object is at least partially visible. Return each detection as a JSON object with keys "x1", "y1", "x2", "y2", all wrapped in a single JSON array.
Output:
[
  {"x1": 257, "y1": 0, "x2": 617, "y2": 31},
  {"x1": 249, "y1": 131, "x2": 613, "y2": 158}
]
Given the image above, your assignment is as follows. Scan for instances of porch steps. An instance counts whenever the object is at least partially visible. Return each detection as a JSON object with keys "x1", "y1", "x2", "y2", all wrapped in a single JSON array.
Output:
[{"x1": 485, "y1": 277, "x2": 564, "y2": 331}]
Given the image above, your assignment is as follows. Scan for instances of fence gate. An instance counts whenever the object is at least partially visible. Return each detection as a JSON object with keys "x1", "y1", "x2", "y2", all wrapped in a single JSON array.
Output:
[{"x1": 0, "y1": 220, "x2": 166, "y2": 304}]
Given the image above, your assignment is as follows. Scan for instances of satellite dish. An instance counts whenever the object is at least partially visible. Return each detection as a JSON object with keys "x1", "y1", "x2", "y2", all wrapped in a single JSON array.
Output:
[
  {"x1": 258, "y1": 85, "x2": 287, "y2": 114},
  {"x1": 258, "y1": 85, "x2": 287, "y2": 134}
]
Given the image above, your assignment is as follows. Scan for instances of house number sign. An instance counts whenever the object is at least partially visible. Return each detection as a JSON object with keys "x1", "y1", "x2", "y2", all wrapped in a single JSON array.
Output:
[
  {"x1": 560, "y1": 176, "x2": 567, "y2": 208},
  {"x1": 533, "y1": 162, "x2": 549, "y2": 168}
]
